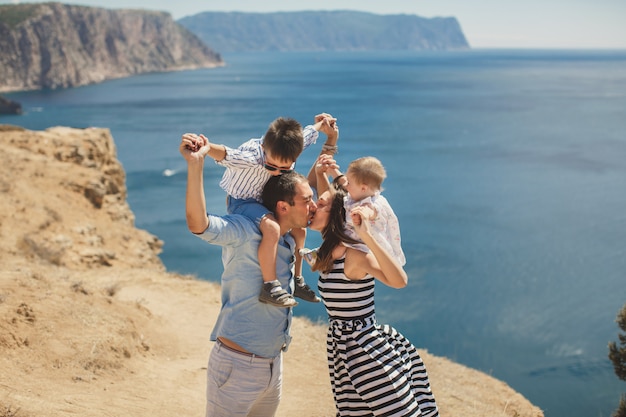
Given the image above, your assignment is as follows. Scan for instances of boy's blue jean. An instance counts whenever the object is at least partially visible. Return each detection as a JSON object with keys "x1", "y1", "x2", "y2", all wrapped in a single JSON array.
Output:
[
  {"x1": 227, "y1": 196, "x2": 270, "y2": 228},
  {"x1": 205, "y1": 341, "x2": 283, "y2": 417}
]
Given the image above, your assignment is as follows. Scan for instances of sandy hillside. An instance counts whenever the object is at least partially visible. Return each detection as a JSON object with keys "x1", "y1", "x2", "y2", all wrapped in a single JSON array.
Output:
[{"x1": 0, "y1": 125, "x2": 544, "y2": 417}]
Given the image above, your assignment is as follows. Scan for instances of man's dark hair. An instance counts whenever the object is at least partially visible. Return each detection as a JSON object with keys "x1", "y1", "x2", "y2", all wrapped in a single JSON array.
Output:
[
  {"x1": 262, "y1": 171, "x2": 308, "y2": 213},
  {"x1": 262, "y1": 117, "x2": 304, "y2": 162}
]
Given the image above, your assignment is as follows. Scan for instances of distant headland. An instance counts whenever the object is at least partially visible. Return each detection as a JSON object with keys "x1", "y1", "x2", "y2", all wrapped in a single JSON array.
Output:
[
  {"x1": 0, "y1": 3, "x2": 468, "y2": 95},
  {"x1": 178, "y1": 10, "x2": 470, "y2": 52}
]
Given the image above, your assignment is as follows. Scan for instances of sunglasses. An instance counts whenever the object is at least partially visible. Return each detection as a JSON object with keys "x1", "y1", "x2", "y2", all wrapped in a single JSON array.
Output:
[{"x1": 263, "y1": 153, "x2": 295, "y2": 174}]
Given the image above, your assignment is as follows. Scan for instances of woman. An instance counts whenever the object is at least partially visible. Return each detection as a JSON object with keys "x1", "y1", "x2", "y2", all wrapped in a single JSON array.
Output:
[{"x1": 308, "y1": 174, "x2": 439, "y2": 417}]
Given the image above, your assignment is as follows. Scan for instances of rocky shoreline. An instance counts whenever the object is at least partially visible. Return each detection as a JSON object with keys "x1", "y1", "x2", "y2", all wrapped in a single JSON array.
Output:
[{"x1": 0, "y1": 95, "x2": 21, "y2": 115}]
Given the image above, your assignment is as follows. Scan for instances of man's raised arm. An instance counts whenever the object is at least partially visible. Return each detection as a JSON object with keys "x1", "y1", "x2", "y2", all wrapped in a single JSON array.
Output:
[{"x1": 180, "y1": 133, "x2": 211, "y2": 234}]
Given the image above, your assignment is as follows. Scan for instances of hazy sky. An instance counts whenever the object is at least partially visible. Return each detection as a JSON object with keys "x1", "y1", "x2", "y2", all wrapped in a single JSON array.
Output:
[{"x1": 3, "y1": 0, "x2": 626, "y2": 49}]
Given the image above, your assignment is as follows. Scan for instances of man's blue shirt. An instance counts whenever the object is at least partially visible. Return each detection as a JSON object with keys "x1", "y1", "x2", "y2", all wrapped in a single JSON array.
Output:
[{"x1": 195, "y1": 213, "x2": 295, "y2": 358}]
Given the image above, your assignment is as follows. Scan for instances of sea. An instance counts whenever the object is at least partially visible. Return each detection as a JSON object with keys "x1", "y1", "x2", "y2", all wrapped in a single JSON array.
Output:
[{"x1": 3, "y1": 49, "x2": 626, "y2": 417}]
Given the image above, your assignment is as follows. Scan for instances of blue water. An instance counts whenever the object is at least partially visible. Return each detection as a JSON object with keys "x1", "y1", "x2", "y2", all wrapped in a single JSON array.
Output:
[{"x1": 4, "y1": 50, "x2": 626, "y2": 417}]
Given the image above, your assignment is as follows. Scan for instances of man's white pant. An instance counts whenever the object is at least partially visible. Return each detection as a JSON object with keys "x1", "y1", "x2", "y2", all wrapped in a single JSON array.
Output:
[{"x1": 205, "y1": 341, "x2": 283, "y2": 417}]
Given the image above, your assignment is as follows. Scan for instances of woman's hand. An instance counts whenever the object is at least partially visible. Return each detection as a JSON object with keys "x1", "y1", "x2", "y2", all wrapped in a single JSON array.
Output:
[
  {"x1": 349, "y1": 205, "x2": 376, "y2": 237},
  {"x1": 315, "y1": 154, "x2": 339, "y2": 176}
]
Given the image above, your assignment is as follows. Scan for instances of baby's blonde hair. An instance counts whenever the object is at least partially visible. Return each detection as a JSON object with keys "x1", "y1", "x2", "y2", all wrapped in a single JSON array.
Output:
[{"x1": 346, "y1": 156, "x2": 386, "y2": 191}]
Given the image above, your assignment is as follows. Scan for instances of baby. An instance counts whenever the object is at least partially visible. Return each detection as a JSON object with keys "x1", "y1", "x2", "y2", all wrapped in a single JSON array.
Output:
[
  {"x1": 301, "y1": 155, "x2": 405, "y2": 268},
  {"x1": 342, "y1": 156, "x2": 405, "y2": 265}
]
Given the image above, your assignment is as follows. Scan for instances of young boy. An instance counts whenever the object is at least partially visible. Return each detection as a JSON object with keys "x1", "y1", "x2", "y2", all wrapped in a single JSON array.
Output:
[{"x1": 182, "y1": 113, "x2": 336, "y2": 307}]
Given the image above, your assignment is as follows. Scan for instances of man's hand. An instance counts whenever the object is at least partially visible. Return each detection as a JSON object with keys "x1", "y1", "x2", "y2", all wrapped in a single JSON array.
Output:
[{"x1": 180, "y1": 133, "x2": 210, "y2": 162}]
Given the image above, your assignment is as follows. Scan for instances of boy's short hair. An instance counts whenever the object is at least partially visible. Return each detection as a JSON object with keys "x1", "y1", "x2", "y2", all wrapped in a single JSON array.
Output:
[
  {"x1": 262, "y1": 117, "x2": 304, "y2": 162},
  {"x1": 262, "y1": 171, "x2": 308, "y2": 213},
  {"x1": 347, "y1": 156, "x2": 386, "y2": 190}
]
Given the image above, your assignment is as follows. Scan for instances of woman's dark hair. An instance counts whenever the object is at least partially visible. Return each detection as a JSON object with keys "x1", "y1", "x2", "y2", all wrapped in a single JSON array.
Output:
[{"x1": 312, "y1": 180, "x2": 361, "y2": 273}]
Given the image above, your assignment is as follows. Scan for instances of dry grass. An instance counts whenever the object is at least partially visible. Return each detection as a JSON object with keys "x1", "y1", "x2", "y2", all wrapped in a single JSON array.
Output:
[{"x1": 0, "y1": 403, "x2": 24, "y2": 417}]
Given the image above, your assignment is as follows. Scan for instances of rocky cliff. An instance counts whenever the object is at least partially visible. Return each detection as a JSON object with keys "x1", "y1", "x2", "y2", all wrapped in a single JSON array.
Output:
[
  {"x1": 0, "y1": 2, "x2": 223, "y2": 93},
  {"x1": 179, "y1": 10, "x2": 470, "y2": 52},
  {"x1": 0, "y1": 124, "x2": 163, "y2": 269}
]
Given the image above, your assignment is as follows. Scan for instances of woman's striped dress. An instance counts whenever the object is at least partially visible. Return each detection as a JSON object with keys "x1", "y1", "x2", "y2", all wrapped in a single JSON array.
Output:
[{"x1": 318, "y1": 257, "x2": 439, "y2": 417}]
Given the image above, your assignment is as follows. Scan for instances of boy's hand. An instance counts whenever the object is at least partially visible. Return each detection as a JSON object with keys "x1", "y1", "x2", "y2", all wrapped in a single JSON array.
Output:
[
  {"x1": 313, "y1": 113, "x2": 338, "y2": 138},
  {"x1": 320, "y1": 118, "x2": 339, "y2": 140},
  {"x1": 180, "y1": 133, "x2": 210, "y2": 162},
  {"x1": 314, "y1": 113, "x2": 335, "y2": 125}
]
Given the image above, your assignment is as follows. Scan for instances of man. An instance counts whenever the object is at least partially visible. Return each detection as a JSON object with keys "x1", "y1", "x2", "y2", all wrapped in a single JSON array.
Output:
[{"x1": 180, "y1": 132, "x2": 317, "y2": 417}]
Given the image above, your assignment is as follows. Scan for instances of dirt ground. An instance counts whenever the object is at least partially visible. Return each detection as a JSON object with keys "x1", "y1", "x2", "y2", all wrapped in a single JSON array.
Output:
[{"x1": 0, "y1": 125, "x2": 544, "y2": 417}]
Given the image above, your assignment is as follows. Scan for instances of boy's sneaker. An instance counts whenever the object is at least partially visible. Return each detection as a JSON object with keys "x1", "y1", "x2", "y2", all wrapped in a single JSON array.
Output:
[
  {"x1": 259, "y1": 281, "x2": 298, "y2": 308},
  {"x1": 293, "y1": 275, "x2": 321, "y2": 303}
]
